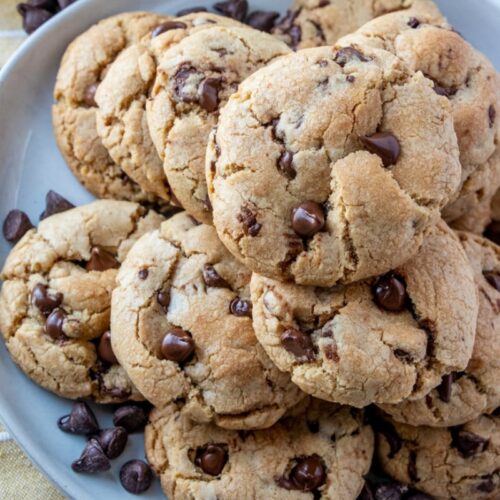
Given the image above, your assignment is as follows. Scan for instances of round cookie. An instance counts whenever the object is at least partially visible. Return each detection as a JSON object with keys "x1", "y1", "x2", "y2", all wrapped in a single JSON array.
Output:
[
  {"x1": 207, "y1": 45, "x2": 461, "y2": 287},
  {"x1": 379, "y1": 232, "x2": 500, "y2": 426},
  {"x1": 111, "y1": 212, "x2": 305, "y2": 430},
  {"x1": 145, "y1": 399, "x2": 374, "y2": 500},
  {"x1": 95, "y1": 13, "x2": 242, "y2": 202},
  {"x1": 53, "y1": 12, "x2": 170, "y2": 205},
  {"x1": 337, "y1": 11, "x2": 500, "y2": 234},
  {"x1": 272, "y1": 0, "x2": 443, "y2": 50},
  {"x1": 0, "y1": 200, "x2": 163, "y2": 403},
  {"x1": 147, "y1": 25, "x2": 291, "y2": 223},
  {"x1": 250, "y1": 222, "x2": 478, "y2": 408},
  {"x1": 375, "y1": 412, "x2": 500, "y2": 499}
]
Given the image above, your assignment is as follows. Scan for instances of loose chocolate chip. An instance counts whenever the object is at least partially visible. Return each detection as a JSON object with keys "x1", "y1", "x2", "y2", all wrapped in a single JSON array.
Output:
[
  {"x1": 83, "y1": 83, "x2": 98, "y2": 108},
  {"x1": 246, "y1": 10, "x2": 279, "y2": 32},
  {"x1": 85, "y1": 246, "x2": 120, "y2": 272},
  {"x1": 437, "y1": 373, "x2": 454, "y2": 402},
  {"x1": 198, "y1": 78, "x2": 221, "y2": 113},
  {"x1": 489, "y1": 105, "x2": 496, "y2": 128},
  {"x1": 229, "y1": 297, "x2": 252, "y2": 317},
  {"x1": 40, "y1": 190, "x2": 75, "y2": 220},
  {"x1": 176, "y1": 6, "x2": 207, "y2": 16},
  {"x1": 484, "y1": 220, "x2": 500, "y2": 245},
  {"x1": 373, "y1": 273, "x2": 407, "y2": 312},
  {"x1": 408, "y1": 17, "x2": 420, "y2": 28},
  {"x1": 278, "y1": 455, "x2": 326, "y2": 492},
  {"x1": 334, "y1": 47, "x2": 369, "y2": 67},
  {"x1": 374, "y1": 483, "x2": 409, "y2": 500},
  {"x1": 477, "y1": 475, "x2": 495, "y2": 493},
  {"x1": 360, "y1": 132, "x2": 401, "y2": 167},
  {"x1": 452, "y1": 429, "x2": 489, "y2": 458},
  {"x1": 194, "y1": 444, "x2": 228, "y2": 475},
  {"x1": 17, "y1": 4, "x2": 53, "y2": 34},
  {"x1": 97, "y1": 331, "x2": 117, "y2": 364},
  {"x1": 278, "y1": 150, "x2": 296, "y2": 179},
  {"x1": 138, "y1": 268, "x2": 149, "y2": 280},
  {"x1": 58, "y1": 401, "x2": 99, "y2": 435},
  {"x1": 3, "y1": 210, "x2": 33, "y2": 243},
  {"x1": 97, "y1": 427, "x2": 128, "y2": 459},
  {"x1": 32, "y1": 284, "x2": 63, "y2": 316},
  {"x1": 120, "y1": 460, "x2": 153, "y2": 494},
  {"x1": 157, "y1": 291, "x2": 170, "y2": 310},
  {"x1": 113, "y1": 405, "x2": 148, "y2": 434},
  {"x1": 214, "y1": 0, "x2": 248, "y2": 21},
  {"x1": 151, "y1": 20, "x2": 187, "y2": 38},
  {"x1": 27, "y1": 0, "x2": 59, "y2": 12},
  {"x1": 72, "y1": 438, "x2": 111, "y2": 473},
  {"x1": 484, "y1": 271, "x2": 500, "y2": 292},
  {"x1": 202, "y1": 264, "x2": 229, "y2": 288},
  {"x1": 292, "y1": 201, "x2": 325, "y2": 238},
  {"x1": 281, "y1": 328, "x2": 316, "y2": 362},
  {"x1": 161, "y1": 328, "x2": 195, "y2": 364},
  {"x1": 45, "y1": 308, "x2": 66, "y2": 339}
]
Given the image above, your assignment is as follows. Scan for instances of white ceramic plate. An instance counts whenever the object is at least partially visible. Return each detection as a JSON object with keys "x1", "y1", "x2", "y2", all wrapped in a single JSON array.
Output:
[{"x1": 0, "y1": 0, "x2": 499, "y2": 498}]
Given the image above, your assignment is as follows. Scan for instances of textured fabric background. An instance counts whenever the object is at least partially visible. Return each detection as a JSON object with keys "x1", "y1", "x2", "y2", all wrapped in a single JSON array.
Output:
[{"x1": 0, "y1": 1, "x2": 65, "y2": 497}]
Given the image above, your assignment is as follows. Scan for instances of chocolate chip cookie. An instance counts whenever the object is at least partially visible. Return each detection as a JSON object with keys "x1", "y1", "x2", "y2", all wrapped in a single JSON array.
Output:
[
  {"x1": 272, "y1": 0, "x2": 443, "y2": 50},
  {"x1": 251, "y1": 222, "x2": 478, "y2": 407},
  {"x1": 95, "y1": 13, "x2": 242, "y2": 203},
  {"x1": 337, "y1": 11, "x2": 500, "y2": 234},
  {"x1": 147, "y1": 25, "x2": 291, "y2": 223},
  {"x1": 207, "y1": 45, "x2": 461, "y2": 287},
  {"x1": 0, "y1": 200, "x2": 163, "y2": 402},
  {"x1": 53, "y1": 12, "x2": 170, "y2": 205},
  {"x1": 111, "y1": 212, "x2": 305, "y2": 430},
  {"x1": 145, "y1": 399, "x2": 374, "y2": 499},
  {"x1": 379, "y1": 232, "x2": 500, "y2": 426},
  {"x1": 375, "y1": 412, "x2": 500, "y2": 499}
]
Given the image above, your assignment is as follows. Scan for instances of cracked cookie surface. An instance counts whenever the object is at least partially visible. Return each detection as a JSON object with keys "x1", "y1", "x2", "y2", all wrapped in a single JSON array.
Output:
[
  {"x1": 251, "y1": 222, "x2": 478, "y2": 408},
  {"x1": 147, "y1": 25, "x2": 291, "y2": 223},
  {"x1": 95, "y1": 13, "x2": 242, "y2": 203},
  {"x1": 207, "y1": 45, "x2": 461, "y2": 287},
  {"x1": 53, "y1": 12, "x2": 170, "y2": 206},
  {"x1": 272, "y1": 0, "x2": 443, "y2": 50},
  {"x1": 0, "y1": 200, "x2": 163, "y2": 403},
  {"x1": 145, "y1": 399, "x2": 373, "y2": 500},
  {"x1": 111, "y1": 212, "x2": 305, "y2": 430},
  {"x1": 376, "y1": 412, "x2": 500, "y2": 499},
  {"x1": 379, "y1": 232, "x2": 500, "y2": 426}
]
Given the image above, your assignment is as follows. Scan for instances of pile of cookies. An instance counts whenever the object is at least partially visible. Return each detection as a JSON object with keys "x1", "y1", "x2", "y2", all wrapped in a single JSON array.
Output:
[{"x1": 1, "y1": 0, "x2": 499, "y2": 498}]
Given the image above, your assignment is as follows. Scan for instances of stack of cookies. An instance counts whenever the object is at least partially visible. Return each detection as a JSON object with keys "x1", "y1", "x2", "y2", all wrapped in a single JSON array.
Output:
[{"x1": 1, "y1": 1, "x2": 499, "y2": 498}]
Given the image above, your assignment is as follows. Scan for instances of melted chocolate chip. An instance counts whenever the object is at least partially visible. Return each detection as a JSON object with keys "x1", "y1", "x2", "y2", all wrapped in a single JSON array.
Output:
[
  {"x1": 198, "y1": 78, "x2": 221, "y2": 112},
  {"x1": 58, "y1": 401, "x2": 99, "y2": 435},
  {"x1": 477, "y1": 475, "x2": 495, "y2": 493},
  {"x1": 278, "y1": 150, "x2": 296, "y2": 179},
  {"x1": 489, "y1": 105, "x2": 496, "y2": 128},
  {"x1": 151, "y1": 20, "x2": 187, "y2": 38},
  {"x1": 452, "y1": 429, "x2": 489, "y2": 458},
  {"x1": 484, "y1": 271, "x2": 500, "y2": 292},
  {"x1": 408, "y1": 17, "x2": 420, "y2": 28},
  {"x1": 437, "y1": 373, "x2": 454, "y2": 402},
  {"x1": 113, "y1": 405, "x2": 148, "y2": 433},
  {"x1": 32, "y1": 284, "x2": 63, "y2": 315},
  {"x1": 120, "y1": 460, "x2": 153, "y2": 494},
  {"x1": 277, "y1": 455, "x2": 326, "y2": 492},
  {"x1": 334, "y1": 47, "x2": 369, "y2": 67},
  {"x1": 97, "y1": 331, "x2": 117, "y2": 364},
  {"x1": 2, "y1": 210, "x2": 33, "y2": 243},
  {"x1": 72, "y1": 438, "x2": 110, "y2": 473},
  {"x1": 360, "y1": 132, "x2": 401, "y2": 167},
  {"x1": 229, "y1": 297, "x2": 252, "y2": 317},
  {"x1": 237, "y1": 206, "x2": 262, "y2": 236},
  {"x1": 97, "y1": 427, "x2": 128, "y2": 459},
  {"x1": 194, "y1": 444, "x2": 228, "y2": 475},
  {"x1": 373, "y1": 273, "x2": 407, "y2": 312},
  {"x1": 39, "y1": 190, "x2": 74, "y2": 220},
  {"x1": 202, "y1": 264, "x2": 229, "y2": 288},
  {"x1": 45, "y1": 308, "x2": 66, "y2": 339},
  {"x1": 83, "y1": 83, "x2": 98, "y2": 108},
  {"x1": 214, "y1": 0, "x2": 248, "y2": 21},
  {"x1": 85, "y1": 246, "x2": 119, "y2": 272},
  {"x1": 292, "y1": 201, "x2": 325, "y2": 238},
  {"x1": 161, "y1": 328, "x2": 195, "y2": 364},
  {"x1": 281, "y1": 328, "x2": 316, "y2": 362},
  {"x1": 157, "y1": 290, "x2": 170, "y2": 310},
  {"x1": 138, "y1": 268, "x2": 149, "y2": 280},
  {"x1": 246, "y1": 10, "x2": 279, "y2": 32}
]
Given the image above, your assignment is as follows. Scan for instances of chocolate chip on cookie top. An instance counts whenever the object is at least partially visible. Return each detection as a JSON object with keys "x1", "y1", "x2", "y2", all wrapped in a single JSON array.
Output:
[
  {"x1": 145, "y1": 399, "x2": 374, "y2": 499},
  {"x1": 111, "y1": 212, "x2": 304, "y2": 430},
  {"x1": 0, "y1": 200, "x2": 163, "y2": 403}
]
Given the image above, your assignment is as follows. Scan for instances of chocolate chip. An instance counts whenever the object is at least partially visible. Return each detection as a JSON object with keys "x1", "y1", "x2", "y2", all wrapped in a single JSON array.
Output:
[
  {"x1": 113, "y1": 405, "x2": 148, "y2": 434},
  {"x1": 174, "y1": 65, "x2": 199, "y2": 103},
  {"x1": 157, "y1": 291, "x2": 170, "y2": 310},
  {"x1": 489, "y1": 105, "x2": 496, "y2": 128},
  {"x1": 484, "y1": 220, "x2": 500, "y2": 245},
  {"x1": 452, "y1": 429, "x2": 489, "y2": 458},
  {"x1": 281, "y1": 328, "x2": 316, "y2": 362},
  {"x1": 72, "y1": 438, "x2": 110, "y2": 473},
  {"x1": 97, "y1": 331, "x2": 117, "y2": 364},
  {"x1": 32, "y1": 284, "x2": 63, "y2": 315},
  {"x1": 278, "y1": 150, "x2": 296, "y2": 179},
  {"x1": 176, "y1": 6, "x2": 207, "y2": 16},
  {"x1": 214, "y1": 0, "x2": 248, "y2": 21},
  {"x1": 437, "y1": 373, "x2": 454, "y2": 402},
  {"x1": 198, "y1": 78, "x2": 221, "y2": 113},
  {"x1": 138, "y1": 268, "x2": 149, "y2": 280},
  {"x1": 229, "y1": 298, "x2": 252, "y2": 317},
  {"x1": 39, "y1": 190, "x2": 74, "y2": 220},
  {"x1": 360, "y1": 132, "x2": 401, "y2": 167},
  {"x1": 373, "y1": 417, "x2": 402, "y2": 458},
  {"x1": 374, "y1": 483, "x2": 409, "y2": 500},
  {"x1": 194, "y1": 444, "x2": 228, "y2": 475},
  {"x1": 346, "y1": 75, "x2": 356, "y2": 83},
  {"x1": 237, "y1": 206, "x2": 262, "y2": 236},
  {"x1": 277, "y1": 455, "x2": 326, "y2": 492},
  {"x1": 58, "y1": 401, "x2": 99, "y2": 435},
  {"x1": 120, "y1": 460, "x2": 153, "y2": 494},
  {"x1": 288, "y1": 25, "x2": 302, "y2": 49},
  {"x1": 3, "y1": 210, "x2": 33, "y2": 243},
  {"x1": 151, "y1": 20, "x2": 187, "y2": 38},
  {"x1": 307, "y1": 420, "x2": 319, "y2": 433},
  {"x1": 408, "y1": 17, "x2": 420, "y2": 28},
  {"x1": 477, "y1": 475, "x2": 495, "y2": 493},
  {"x1": 292, "y1": 201, "x2": 325, "y2": 238},
  {"x1": 45, "y1": 308, "x2": 66, "y2": 339},
  {"x1": 83, "y1": 83, "x2": 98, "y2": 108},
  {"x1": 373, "y1": 273, "x2": 407, "y2": 312},
  {"x1": 334, "y1": 47, "x2": 369, "y2": 67},
  {"x1": 85, "y1": 246, "x2": 120, "y2": 272},
  {"x1": 97, "y1": 427, "x2": 128, "y2": 459},
  {"x1": 17, "y1": 4, "x2": 53, "y2": 34},
  {"x1": 408, "y1": 451, "x2": 419, "y2": 482},
  {"x1": 246, "y1": 10, "x2": 279, "y2": 32},
  {"x1": 433, "y1": 82, "x2": 457, "y2": 98},
  {"x1": 484, "y1": 271, "x2": 500, "y2": 292},
  {"x1": 161, "y1": 328, "x2": 195, "y2": 364},
  {"x1": 27, "y1": 0, "x2": 59, "y2": 12}
]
